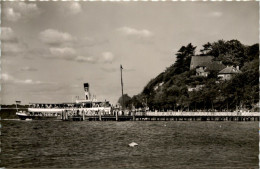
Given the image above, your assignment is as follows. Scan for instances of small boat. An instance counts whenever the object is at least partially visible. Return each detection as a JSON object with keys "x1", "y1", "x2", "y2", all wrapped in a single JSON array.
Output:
[
  {"x1": 16, "y1": 110, "x2": 58, "y2": 120},
  {"x1": 16, "y1": 111, "x2": 33, "y2": 120}
]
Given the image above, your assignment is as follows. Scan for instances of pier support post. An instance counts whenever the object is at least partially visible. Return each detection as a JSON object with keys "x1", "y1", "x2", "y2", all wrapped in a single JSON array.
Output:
[
  {"x1": 63, "y1": 110, "x2": 68, "y2": 121},
  {"x1": 116, "y1": 111, "x2": 118, "y2": 121},
  {"x1": 82, "y1": 110, "x2": 85, "y2": 121},
  {"x1": 132, "y1": 111, "x2": 136, "y2": 121},
  {"x1": 99, "y1": 110, "x2": 102, "y2": 121}
]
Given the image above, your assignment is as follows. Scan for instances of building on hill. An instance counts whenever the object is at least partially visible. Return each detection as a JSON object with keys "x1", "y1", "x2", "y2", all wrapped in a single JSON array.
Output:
[
  {"x1": 190, "y1": 55, "x2": 214, "y2": 70},
  {"x1": 190, "y1": 55, "x2": 215, "y2": 77},
  {"x1": 198, "y1": 61, "x2": 226, "y2": 77},
  {"x1": 190, "y1": 55, "x2": 225, "y2": 77},
  {"x1": 195, "y1": 65, "x2": 209, "y2": 77},
  {"x1": 217, "y1": 66, "x2": 241, "y2": 81}
]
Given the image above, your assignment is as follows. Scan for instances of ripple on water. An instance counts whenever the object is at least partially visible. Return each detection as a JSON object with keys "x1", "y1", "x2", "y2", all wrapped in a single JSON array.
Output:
[{"x1": 1, "y1": 120, "x2": 258, "y2": 168}]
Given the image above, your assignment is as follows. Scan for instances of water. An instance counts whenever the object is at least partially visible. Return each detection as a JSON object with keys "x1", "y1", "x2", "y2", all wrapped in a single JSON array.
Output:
[{"x1": 1, "y1": 120, "x2": 258, "y2": 168}]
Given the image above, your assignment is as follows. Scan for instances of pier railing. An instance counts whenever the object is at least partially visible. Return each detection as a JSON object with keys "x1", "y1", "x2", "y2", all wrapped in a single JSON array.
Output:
[
  {"x1": 65, "y1": 111, "x2": 259, "y2": 121},
  {"x1": 141, "y1": 111, "x2": 260, "y2": 117}
]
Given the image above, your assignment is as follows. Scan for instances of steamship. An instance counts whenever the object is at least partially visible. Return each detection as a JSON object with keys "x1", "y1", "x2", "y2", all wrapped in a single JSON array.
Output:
[{"x1": 16, "y1": 83, "x2": 112, "y2": 120}]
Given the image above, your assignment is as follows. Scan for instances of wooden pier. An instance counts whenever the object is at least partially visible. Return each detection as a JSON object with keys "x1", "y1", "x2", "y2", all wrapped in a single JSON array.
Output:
[{"x1": 62, "y1": 111, "x2": 260, "y2": 121}]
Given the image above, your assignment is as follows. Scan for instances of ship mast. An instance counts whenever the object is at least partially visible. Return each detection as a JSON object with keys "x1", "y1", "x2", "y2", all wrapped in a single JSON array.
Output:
[{"x1": 120, "y1": 65, "x2": 124, "y2": 110}]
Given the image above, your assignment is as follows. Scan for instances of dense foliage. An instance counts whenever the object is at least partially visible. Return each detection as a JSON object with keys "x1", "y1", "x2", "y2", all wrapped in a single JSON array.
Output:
[
  {"x1": 0, "y1": 105, "x2": 29, "y2": 119},
  {"x1": 117, "y1": 94, "x2": 132, "y2": 109},
  {"x1": 120, "y1": 40, "x2": 259, "y2": 112}
]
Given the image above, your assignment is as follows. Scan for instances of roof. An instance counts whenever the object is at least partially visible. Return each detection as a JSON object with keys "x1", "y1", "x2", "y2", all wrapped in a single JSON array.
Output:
[
  {"x1": 205, "y1": 61, "x2": 226, "y2": 71},
  {"x1": 218, "y1": 66, "x2": 242, "y2": 74},
  {"x1": 190, "y1": 55, "x2": 214, "y2": 69},
  {"x1": 29, "y1": 102, "x2": 79, "y2": 105}
]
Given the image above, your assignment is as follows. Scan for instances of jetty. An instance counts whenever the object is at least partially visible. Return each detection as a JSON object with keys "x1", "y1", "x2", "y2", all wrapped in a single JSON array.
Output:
[{"x1": 61, "y1": 111, "x2": 260, "y2": 121}]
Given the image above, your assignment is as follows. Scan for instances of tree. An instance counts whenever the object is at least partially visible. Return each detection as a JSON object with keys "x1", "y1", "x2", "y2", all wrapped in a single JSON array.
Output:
[
  {"x1": 118, "y1": 94, "x2": 132, "y2": 109},
  {"x1": 201, "y1": 39, "x2": 246, "y2": 66},
  {"x1": 245, "y1": 43, "x2": 259, "y2": 62},
  {"x1": 174, "y1": 43, "x2": 196, "y2": 74},
  {"x1": 200, "y1": 42, "x2": 212, "y2": 55},
  {"x1": 130, "y1": 95, "x2": 143, "y2": 109}
]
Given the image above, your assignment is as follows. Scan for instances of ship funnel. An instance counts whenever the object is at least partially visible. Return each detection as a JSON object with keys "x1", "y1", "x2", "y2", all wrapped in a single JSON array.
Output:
[{"x1": 84, "y1": 83, "x2": 90, "y2": 100}]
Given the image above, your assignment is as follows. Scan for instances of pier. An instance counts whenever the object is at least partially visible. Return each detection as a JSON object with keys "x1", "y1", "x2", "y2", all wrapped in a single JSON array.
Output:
[{"x1": 63, "y1": 111, "x2": 260, "y2": 121}]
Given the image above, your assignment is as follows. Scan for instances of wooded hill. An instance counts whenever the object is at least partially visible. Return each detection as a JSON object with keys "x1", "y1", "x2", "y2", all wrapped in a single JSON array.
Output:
[{"x1": 119, "y1": 40, "x2": 259, "y2": 112}]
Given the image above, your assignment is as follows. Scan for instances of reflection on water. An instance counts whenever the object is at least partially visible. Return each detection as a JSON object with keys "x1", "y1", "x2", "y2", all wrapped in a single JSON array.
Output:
[{"x1": 1, "y1": 120, "x2": 258, "y2": 168}]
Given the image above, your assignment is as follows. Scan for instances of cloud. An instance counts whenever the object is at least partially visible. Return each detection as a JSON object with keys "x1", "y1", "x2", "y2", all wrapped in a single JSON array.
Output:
[
  {"x1": 20, "y1": 66, "x2": 38, "y2": 71},
  {"x1": 13, "y1": 2, "x2": 39, "y2": 15},
  {"x1": 2, "y1": 42, "x2": 28, "y2": 56},
  {"x1": 117, "y1": 27, "x2": 153, "y2": 38},
  {"x1": 209, "y1": 12, "x2": 223, "y2": 17},
  {"x1": 3, "y1": 2, "x2": 40, "y2": 22},
  {"x1": 75, "y1": 56, "x2": 97, "y2": 63},
  {"x1": 17, "y1": 79, "x2": 42, "y2": 84},
  {"x1": 39, "y1": 29, "x2": 75, "y2": 46},
  {"x1": 75, "y1": 52, "x2": 116, "y2": 63},
  {"x1": 37, "y1": 29, "x2": 78, "y2": 60},
  {"x1": 1, "y1": 73, "x2": 50, "y2": 85},
  {"x1": 49, "y1": 47, "x2": 77, "y2": 59},
  {"x1": 1, "y1": 27, "x2": 18, "y2": 43},
  {"x1": 68, "y1": 2, "x2": 82, "y2": 15},
  {"x1": 1, "y1": 73, "x2": 13, "y2": 81},
  {"x1": 100, "y1": 52, "x2": 115, "y2": 63},
  {"x1": 3, "y1": 8, "x2": 21, "y2": 22},
  {"x1": 59, "y1": 2, "x2": 82, "y2": 15},
  {"x1": 25, "y1": 47, "x2": 49, "y2": 59},
  {"x1": 1, "y1": 27, "x2": 28, "y2": 56},
  {"x1": 75, "y1": 52, "x2": 115, "y2": 64}
]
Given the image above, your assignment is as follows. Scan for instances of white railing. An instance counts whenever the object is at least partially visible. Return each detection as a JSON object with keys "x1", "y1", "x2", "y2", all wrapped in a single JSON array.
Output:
[
  {"x1": 137, "y1": 111, "x2": 260, "y2": 117},
  {"x1": 28, "y1": 108, "x2": 63, "y2": 113}
]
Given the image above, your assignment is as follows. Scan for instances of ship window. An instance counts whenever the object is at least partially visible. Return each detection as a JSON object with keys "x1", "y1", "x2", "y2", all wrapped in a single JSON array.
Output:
[{"x1": 84, "y1": 103, "x2": 91, "y2": 108}]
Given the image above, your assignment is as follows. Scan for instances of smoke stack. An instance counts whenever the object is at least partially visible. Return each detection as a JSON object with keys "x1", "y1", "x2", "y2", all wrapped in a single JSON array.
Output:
[{"x1": 84, "y1": 83, "x2": 90, "y2": 100}]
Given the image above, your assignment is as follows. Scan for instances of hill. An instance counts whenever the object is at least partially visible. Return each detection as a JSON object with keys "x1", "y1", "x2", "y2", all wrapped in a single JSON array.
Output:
[{"x1": 120, "y1": 40, "x2": 259, "y2": 112}]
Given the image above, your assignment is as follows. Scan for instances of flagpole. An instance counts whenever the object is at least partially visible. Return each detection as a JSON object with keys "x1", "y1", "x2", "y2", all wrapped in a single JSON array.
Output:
[{"x1": 120, "y1": 65, "x2": 124, "y2": 110}]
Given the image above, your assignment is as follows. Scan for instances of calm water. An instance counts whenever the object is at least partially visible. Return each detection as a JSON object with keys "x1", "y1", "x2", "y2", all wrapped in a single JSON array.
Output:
[{"x1": 1, "y1": 120, "x2": 258, "y2": 168}]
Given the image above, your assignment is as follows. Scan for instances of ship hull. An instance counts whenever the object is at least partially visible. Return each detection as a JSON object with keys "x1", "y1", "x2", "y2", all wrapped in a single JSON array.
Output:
[
  {"x1": 17, "y1": 102, "x2": 111, "y2": 120},
  {"x1": 17, "y1": 115, "x2": 61, "y2": 120},
  {"x1": 16, "y1": 113, "x2": 61, "y2": 120}
]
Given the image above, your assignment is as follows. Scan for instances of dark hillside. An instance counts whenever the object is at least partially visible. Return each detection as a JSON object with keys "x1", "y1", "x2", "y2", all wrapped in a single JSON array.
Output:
[{"x1": 124, "y1": 40, "x2": 259, "y2": 112}]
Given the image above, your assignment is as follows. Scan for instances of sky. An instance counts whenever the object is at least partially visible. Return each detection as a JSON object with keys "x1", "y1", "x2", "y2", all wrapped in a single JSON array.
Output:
[{"x1": 0, "y1": 2, "x2": 259, "y2": 105}]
